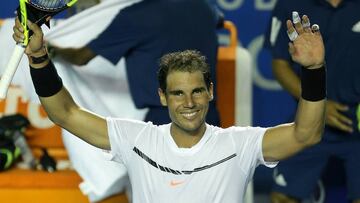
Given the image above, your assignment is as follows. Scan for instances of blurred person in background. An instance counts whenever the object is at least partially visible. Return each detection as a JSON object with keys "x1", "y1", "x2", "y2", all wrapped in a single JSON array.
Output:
[{"x1": 264, "y1": 0, "x2": 360, "y2": 202}]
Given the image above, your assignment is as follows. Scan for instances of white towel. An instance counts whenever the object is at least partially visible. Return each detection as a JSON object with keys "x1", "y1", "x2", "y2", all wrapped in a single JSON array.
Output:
[
  {"x1": 44, "y1": 0, "x2": 146, "y2": 119},
  {"x1": 46, "y1": 0, "x2": 142, "y2": 47}
]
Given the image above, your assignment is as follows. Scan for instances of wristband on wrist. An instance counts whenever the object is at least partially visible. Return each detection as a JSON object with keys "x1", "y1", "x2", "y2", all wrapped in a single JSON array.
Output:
[
  {"x1": 30, "y1": 61, "x2": 63, "y2": 97},
  {"x1": 30, "y1": 53, "x2": 49, "y2": 64},
  {"x1": 301, "y1": 65, "x2": 326, "y2": 101}
]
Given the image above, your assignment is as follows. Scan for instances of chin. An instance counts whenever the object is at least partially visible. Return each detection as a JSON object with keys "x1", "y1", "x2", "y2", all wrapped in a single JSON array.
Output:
[
  {"x1": 170, "y1": 112, "x2": 206, "y2": 133},
  {"x1": 180, "y1": 120, "x2": 204, "y2": 133}
]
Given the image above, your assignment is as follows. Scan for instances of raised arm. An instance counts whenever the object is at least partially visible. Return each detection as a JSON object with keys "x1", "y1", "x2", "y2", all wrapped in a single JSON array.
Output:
[
  {"x1": 13, "y1": 18, "x2": 110, "y2": 149},
  {"x1": 272, "y1": 47, "x2": 353, "y2": 134},
  {"x1": 263, "y1": 14, "x2": 326, "y2": 161},
  {"x1": 270, "y1": 43, "x2": 351, "y2": 135}
]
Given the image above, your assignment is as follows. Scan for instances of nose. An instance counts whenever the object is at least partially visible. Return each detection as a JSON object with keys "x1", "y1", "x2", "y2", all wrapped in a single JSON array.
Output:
[{"x1": 184, "y1": 95, "x2": 195, "y2": 108}]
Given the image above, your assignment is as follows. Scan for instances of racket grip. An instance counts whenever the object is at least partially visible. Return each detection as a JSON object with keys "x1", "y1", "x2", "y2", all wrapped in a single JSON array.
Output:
[{"x1": 0, "y1": 45, "x2": 25, "y2": 99}]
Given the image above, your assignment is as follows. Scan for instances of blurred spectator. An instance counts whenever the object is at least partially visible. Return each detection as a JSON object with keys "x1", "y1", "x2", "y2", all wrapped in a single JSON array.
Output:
[{"x1": 264, "y1": 0, "x2": 360, "y2": 202}]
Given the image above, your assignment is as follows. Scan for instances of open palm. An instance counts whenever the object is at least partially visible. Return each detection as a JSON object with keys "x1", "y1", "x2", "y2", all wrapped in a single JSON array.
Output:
[{"x1": 287, "y1": 16, "x2": 325, "y2": 69}]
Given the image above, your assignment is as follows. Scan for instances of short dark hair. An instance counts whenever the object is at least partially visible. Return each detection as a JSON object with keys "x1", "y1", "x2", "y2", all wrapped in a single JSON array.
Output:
[{"x1": 158, "y1": 50, "x2": 212, "y2": 92}]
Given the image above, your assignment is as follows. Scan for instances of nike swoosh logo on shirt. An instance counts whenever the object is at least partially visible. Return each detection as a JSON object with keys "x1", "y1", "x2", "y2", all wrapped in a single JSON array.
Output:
[{"x1": 170, "y1": 180, "x2": 185, "y2": 187}]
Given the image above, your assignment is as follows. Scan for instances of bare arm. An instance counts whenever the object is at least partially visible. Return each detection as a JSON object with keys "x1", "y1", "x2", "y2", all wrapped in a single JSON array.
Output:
[
  {"x1": 263, "y1": 99, "x2": 325, "y2": 161},
  {"x1": 49, "y1": 45, "x2": 96, "y2": 66},
  {"x1": 13, "y1": 19, "x2": 110, "y2": 149},
  {"x1": 39, "y1": 87, "x2": 110, "y2": 149},
  {"x1": 263, "y1": 15, "x2": 326, "y2": 161}
]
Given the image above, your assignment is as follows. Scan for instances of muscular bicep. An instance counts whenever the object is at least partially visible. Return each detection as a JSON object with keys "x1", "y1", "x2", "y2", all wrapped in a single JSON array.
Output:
[
  {"x1": 262, "y1": 123, "x2": 305, "y2": 162},
  {"x1": 263, "y1": 98, "x2": 325, "y2": 162}
]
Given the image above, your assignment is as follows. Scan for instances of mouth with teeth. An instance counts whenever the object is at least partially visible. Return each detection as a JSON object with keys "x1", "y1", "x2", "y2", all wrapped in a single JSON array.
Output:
[{"x1": 181, "y1": 110, "x2": 200, "y2": 119}]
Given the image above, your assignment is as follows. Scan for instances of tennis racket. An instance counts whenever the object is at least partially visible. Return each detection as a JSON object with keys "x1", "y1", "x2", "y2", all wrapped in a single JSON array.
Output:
[{"x1": 0, "y1": 0, "x2": 77, "y2": 99}]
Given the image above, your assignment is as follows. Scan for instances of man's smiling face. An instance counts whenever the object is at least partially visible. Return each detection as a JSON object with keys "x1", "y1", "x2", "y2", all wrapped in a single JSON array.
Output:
[{"x1": 159, "y1": 70, "x2": 213, "y2": 135}]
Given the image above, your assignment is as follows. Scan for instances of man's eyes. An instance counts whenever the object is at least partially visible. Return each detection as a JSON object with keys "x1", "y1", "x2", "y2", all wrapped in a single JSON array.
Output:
[
  {"x1": 193, "y1": 89, "x2": 202, "y2": 94},
  {"x1": 193, "y1": 89, "x2": 204, "y2": 95},
  {"x1": 169, "y1": 89, "x2": 205, "y2": 97},
  {"x1": 172, "y1": 91, "x2": 183, "y2": 96}
]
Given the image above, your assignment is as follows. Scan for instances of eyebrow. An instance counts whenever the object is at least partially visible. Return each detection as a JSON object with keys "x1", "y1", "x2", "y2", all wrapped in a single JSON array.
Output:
[
  {"x1": 192, "y1": 87, "x2": 206, "y2": 93},
  {"x1": 168, "y1": 90, "x2": 183, "y2": 95}
]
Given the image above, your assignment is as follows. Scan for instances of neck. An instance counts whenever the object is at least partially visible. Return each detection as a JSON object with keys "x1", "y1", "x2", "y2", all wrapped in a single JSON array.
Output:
[
  {"x1": 170, "y1": 123, "x2": 207, "y2": 148},
  {"x1": 327, "y1": 0, "x2": 342, "y2": 7}
]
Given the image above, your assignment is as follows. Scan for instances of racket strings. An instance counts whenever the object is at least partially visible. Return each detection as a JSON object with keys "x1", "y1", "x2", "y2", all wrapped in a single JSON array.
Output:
[{"x1": 29, "y1": 0, "x2": 70, "y2": 10}]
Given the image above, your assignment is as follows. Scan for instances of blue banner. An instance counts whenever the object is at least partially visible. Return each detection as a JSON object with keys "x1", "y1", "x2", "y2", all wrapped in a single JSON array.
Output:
[{"x1": 0, "y1": 1, "x2": 18, "y2": 18}]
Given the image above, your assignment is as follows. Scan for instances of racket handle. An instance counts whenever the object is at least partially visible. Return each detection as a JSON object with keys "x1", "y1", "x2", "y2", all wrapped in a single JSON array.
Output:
[{"x1": 0, "y1": 45, "x2": 25, "y2": 99}]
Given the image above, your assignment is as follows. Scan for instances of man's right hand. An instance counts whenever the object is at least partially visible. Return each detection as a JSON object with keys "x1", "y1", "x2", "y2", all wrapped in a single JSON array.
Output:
[{"x1": 326, "y1": 100, "x2": 353, "y2": 133}]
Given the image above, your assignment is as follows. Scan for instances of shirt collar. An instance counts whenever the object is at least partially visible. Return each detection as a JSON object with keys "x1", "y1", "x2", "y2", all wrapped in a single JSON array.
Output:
[{"x1": 316, "y1": 0, "x2": 350, "y2": 9}]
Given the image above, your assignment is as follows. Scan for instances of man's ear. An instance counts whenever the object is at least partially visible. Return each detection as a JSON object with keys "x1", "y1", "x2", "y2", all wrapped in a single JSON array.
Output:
[
  {"x1": 158, "y1": 88, "x2": 167, "y2": 106},
  {"x1": 208, "y1": 83, "x2": 214, "y2": 101}
]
